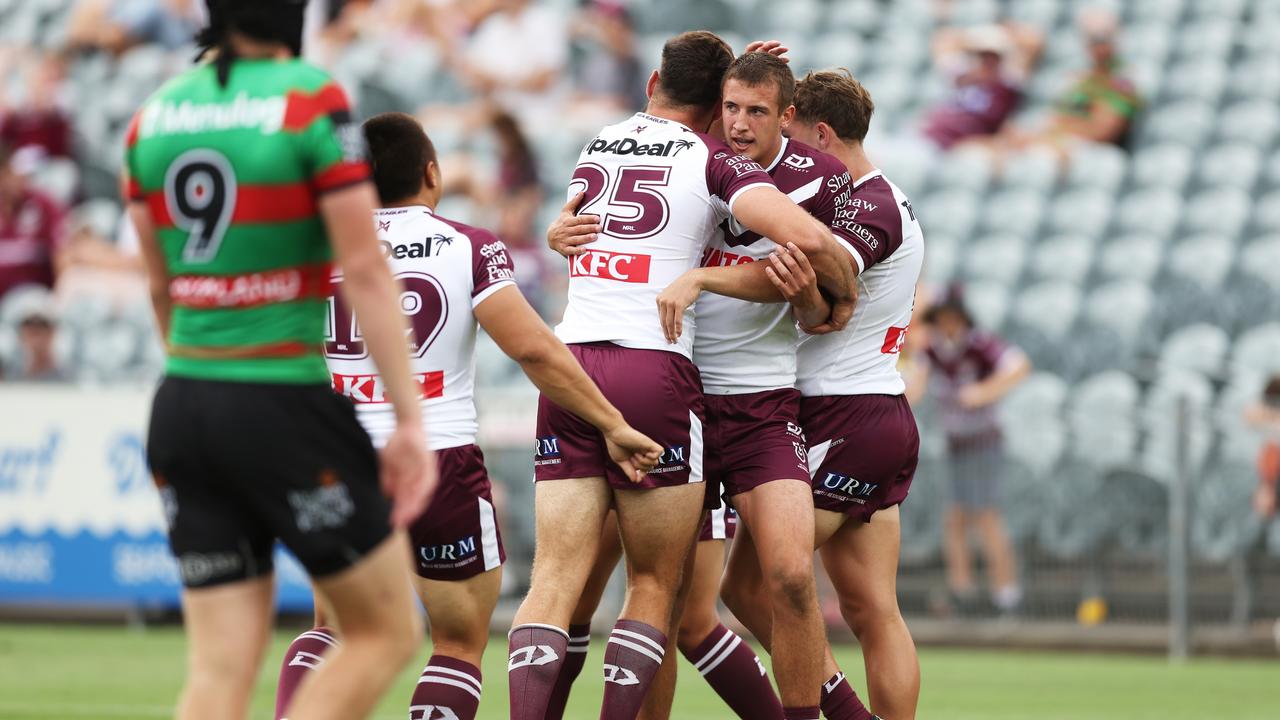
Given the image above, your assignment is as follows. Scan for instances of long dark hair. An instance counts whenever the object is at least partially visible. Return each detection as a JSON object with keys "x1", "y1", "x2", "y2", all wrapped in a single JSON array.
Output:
[{"x1": 196, "y1": 1, "x2": 308, "y2": 86}]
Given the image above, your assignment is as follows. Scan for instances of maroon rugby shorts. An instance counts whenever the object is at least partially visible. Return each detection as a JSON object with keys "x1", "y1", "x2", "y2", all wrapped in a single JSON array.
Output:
[
  {"x1": 534, "y1": 342, "x2": 706, "y2": 492},
  {"x1": 703, "y1": 388, "x2": 810, "y2": 501},
  {"x1": 408, "y1": 444, "x2": 505, "y2": 581},
  {"x1": 698, "y1": 498, "x2": 738, "y2": 542},
  {"x1": 802, "y1": 394, "x2": 919, "y2": 523}
]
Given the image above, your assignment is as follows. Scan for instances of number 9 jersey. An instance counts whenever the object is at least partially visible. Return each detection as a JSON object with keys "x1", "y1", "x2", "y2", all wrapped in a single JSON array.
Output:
[
  {"x1": 325, "y1": 206, "x2": 517, "y2": 451},
  {"x1": 124, "y1": 59, "x2": 369, "y2": 384},
  {"x1": 556, "y1": 112, "x2": 774, "y2": 359}
]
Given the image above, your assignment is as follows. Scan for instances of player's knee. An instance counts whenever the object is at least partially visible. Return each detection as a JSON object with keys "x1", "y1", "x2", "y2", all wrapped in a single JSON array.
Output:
[
  {"x1": 767, "y1": 564, "x2": 817, "y2": 616},
  {"x1": 840, "y1": 591, "x2": 901, "y2": 638},
  {"x1": 429, "y1": 616, "x2": 489, "y2": 660},
  {"x1": 676, "y1": 608, "x2": 719, "y2": 650}
]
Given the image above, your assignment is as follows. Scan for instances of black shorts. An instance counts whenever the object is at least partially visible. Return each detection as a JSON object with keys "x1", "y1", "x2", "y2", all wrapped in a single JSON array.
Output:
[{"x1": 147, "y1": 376, "x2": 392, "y2": 589}]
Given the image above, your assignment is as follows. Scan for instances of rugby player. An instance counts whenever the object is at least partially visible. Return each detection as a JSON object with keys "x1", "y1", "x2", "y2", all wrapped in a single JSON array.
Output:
[
  {"x1": 272, "y1": 113, "x2": 663, "y2": 720},
  {"x1": 722, "y1": 69, "x2": 925, "y2": 720},
  {"x1": 548, "y1": 50, "x2": 862, "y2": 720},
  {"x1": 126, "y1": 2, "x2": 434, "y2": 718},
  {"x1": 510, "y1": 31, "x2": 853, "y2": 720}
]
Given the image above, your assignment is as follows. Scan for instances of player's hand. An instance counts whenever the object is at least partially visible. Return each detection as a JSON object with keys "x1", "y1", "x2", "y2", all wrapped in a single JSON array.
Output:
[
  {"x1": 604, "y1": 424, "x2": 664, "y2": 483},
  {"x1": 379, "y1": 423, "x2": 438, "y2": 529},
  {"x1": 1254, "y1": 484, "x2": 1277, "y2": 518},
  {"x1": 745, "y1": 39, "x2": 791, "y2": 63},
  {"x1": 656, "y1": 269, "x2": 705, "y2": 343},
  {"x1": 547, "y1": 192, "x2": 600, "y2": 257},
  {"x1": 767, "y1": 242, "x2": 824, "y2": 311},
  {"x1": 802, "y1": 297, "x2": 855, "y2": 335},
  {"x1": 957, "y1": 383, "x2": 991, "y2": 410}
]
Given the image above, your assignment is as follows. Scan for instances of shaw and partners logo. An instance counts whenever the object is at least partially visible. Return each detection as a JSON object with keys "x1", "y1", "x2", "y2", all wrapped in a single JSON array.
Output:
[
  {"x1": 570, "y1": 249, "x2": 651, "y2": 283},
  {"x1": 819, "y1": 472, "x2": 879, "y2": 503}
]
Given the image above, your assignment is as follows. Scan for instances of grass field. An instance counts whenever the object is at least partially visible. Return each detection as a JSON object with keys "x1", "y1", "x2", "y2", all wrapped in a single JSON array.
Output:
[{"x1": 0, "y1": 623, "x2": 1277, "y2": 719}]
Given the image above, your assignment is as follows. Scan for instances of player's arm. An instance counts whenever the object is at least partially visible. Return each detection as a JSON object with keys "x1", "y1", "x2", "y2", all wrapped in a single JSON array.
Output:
[
  {"x1": 475, "y1": 285, "x2": 662, "y2": 481},
  {"x1": 128, "y1": 201, "x2": 172, "y2": 340},
  {"x1": 958, "y1": 348, "x2": 1032, "y2": 409},
  {"x1": 323, "y1": 183, "x2": 436, "y2": 527},
  {"x1": 729, "y1": 185, "x2": 856, "y2": 302}
]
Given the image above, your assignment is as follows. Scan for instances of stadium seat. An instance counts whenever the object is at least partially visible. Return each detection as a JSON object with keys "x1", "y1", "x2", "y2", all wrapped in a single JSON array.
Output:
[
  {"x1": 933, "y1": 147, "x2": 994, "y2": 195},
  {"x1": 1214, "y1": 378, "x2": 1265, "y2": 462},
  {"x1": 1158, "y1": 324, "x2": 1231, "y2": 377},
  {"x1": 962, "y1": 234, "x2": 1026, "y2": 287},
  {"x1": 922, "y1": 189, "x2": 981, "y2": 240},
  {"x1": 921, "y1": 237, "x2": 957, "y2": 286},
  {"x1": 1027, "y1": 235, "x2": 1093, "y2": 286},
  {"x1": 1008, "y1": 0, "x2": 1060, "y2": 26},
  {"x1": 1043, "y1": 188, "x2": 1112, "y2": 240},
  {"x1": 1217, "y1": 101, "x2": 1280, "y2": 147},
  {"x1": 899, "y1": 450, "x2": 944, "y2": 566},
  {"x1": 1005, "y1": 282, "x2": 1081, "y2": 373},
  {"x1": 1065, "y1": 144, "x2": 1127, "y2": 193},
  {"x1": 1198, "y1": 143, "x2": 1262, "y2": 192},
  {"x1": 1227, "y1": 57, "x2": 1280, "y2": 103},
  {"x1": 1003, "y1": 371, "x2": 1069, "y2": 423},
  {"x1": 809, "y1": 33, "x2": 862, "y2": 72},
  {"x1": 1093, "y1": 235, "x2": 1160, "y2": 287},
  {"x1": 1106, "y1": 468, "x2": 1170, "y2": 558},
  {"x1": 1173, "y1": 20, "x2": 1236, "y2": 61},
  {"x1": 1179, "y1": 188, "x2": 1250, "y2": 239},
  {"x1": 1037, "y1": 459, "x2": 1110, "y2": 560},
  {"x1": 1189, "y1": 0, "x2": 1247, "y2": 21},
  {"x1": 1230, "y1": 323, "x2": 1280, "y2": 381},
  {"x1": 29, "y1": 158, "x2": 79, "y2": 206},
  {"x1": 1071, "y1": 370, "x2": 1141, "y2": 424},
  {"x1": 1129, "y1": 143, "x2": 1194, "y2": 192},
  {"x1": 1157, "y1": 237, "x2": 1236, "y2": 332},
  {"x1": 1112, "y1": 187, "x2": 1182, "y2": 240},
  {"x1": 1120, "y1": 23, "x2": 1172, "y2": 65},
  {"x1": 981, "y1": 188, "x2": 1046, "y2": 238},
  {"x1": 1140, "y1": 369, "x2": 1215, "y2": 480},
  {"x1": 1231, "y1": 238, "x2": 1280, "y2": 331},
  {"x1": 962, "y1": 281, "x2": 1013, "y2": 331},
  {"x1": 825, "y1": 0, "x2": 882, "y2": 34},
  {"x1": 1129, "y1": 0, "x2": 1187, "y2": 25},
  {"x1": 998, "y1": 149, "x2": 1059, "y2": 194},
  {"x1": 1192, "y1": 460, "x2": 1263, "y2": 564},
  {"x1": 1161, "y1": 59, "x2": 1228, "y2": 104},
  {"x1": 1252, "y1": 189, "x2": 1280, "y2": 235},
  {"x1": 1073, "y1": 281, "x2": 1155, "y2": 376},
  {"x1": 1140, "y1": 100, "x2": 1214, "y2": 148}
]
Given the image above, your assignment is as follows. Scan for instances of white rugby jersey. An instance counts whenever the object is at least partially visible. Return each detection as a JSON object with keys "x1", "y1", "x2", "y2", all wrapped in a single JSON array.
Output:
[
  {"x1": 694, "y1": 138, "x2": 853, "y2": 394},
  {"x1": 324, "y1": 206, "x2": 516, "y2": 450},
  {"x1": 796, "y1": 170, "x2": 924, "y2": 397},
  {"x1": 555, "y1": 112, "x2": 774, "y2": 359}
]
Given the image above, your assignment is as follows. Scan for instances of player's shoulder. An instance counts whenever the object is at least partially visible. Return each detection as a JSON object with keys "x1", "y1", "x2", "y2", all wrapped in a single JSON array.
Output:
[{"x1": 779, "y1": 138, "x2": 845, "y2": 174}]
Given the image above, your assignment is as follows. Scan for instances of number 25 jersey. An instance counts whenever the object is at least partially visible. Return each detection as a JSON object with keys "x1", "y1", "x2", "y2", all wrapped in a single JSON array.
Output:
[
  {"x1": 555, "y1": 112, "x2": 774, "y2": 359},
  {"x1": 325, "y1": 206, "x2": 516, "y2": 450}
]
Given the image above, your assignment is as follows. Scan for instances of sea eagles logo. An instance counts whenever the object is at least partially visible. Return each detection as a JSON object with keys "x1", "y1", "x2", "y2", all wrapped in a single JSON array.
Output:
[{"x1": 784, "y1": 153, "x2": 815, "y2": 170}]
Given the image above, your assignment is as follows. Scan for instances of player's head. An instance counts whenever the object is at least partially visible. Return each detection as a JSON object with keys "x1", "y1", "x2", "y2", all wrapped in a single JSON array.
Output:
[
  {"x1": 362, "y1": 112, "x2": 441, "y2": 207},
  {"x1": 647, "y1": 31, "x2": 734, "y2": 130},
  {"x1": 197, "y1": 0, "x2": 308, "y2": 85},
  {"x1": 719, "y1": 52, "x2": 796, "y2": 164},
  {"x1": 787, "y1": 69, "x2": 875, "y2": 152},
  {"x1": 923, "y1": 295, "x2": 974, "y2": 342}
]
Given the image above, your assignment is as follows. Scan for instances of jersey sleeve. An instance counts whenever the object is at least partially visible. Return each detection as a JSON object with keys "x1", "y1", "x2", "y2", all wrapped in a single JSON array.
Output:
[
  {"x1": 831, "y1": 181, "x2": 904, "y2": 275},
  {"x1": 470, "y1": 230, "x2": 518, "y2": 308},
  {"x1": 700, "y1": 135, "x2": 775, "y2": 212},
  {"x1": 286, "y1": 80, "x2": 372, "y2": 195},
  {"x1": 122, "y1": 110, "x2": 145, "y2": 203}
]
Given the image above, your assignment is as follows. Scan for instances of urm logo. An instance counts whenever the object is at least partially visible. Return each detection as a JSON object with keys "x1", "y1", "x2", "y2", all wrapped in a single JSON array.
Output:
[
  {"x1": 822, "y1": 472, "x2": 878, "y2": 498},
  {"x1": 535, "y1": 437, "x2": 561, "y2": 458}
]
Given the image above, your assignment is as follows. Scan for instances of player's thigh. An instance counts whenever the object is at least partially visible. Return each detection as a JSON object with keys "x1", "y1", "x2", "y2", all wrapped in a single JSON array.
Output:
[
  {"x1": 313, "y1": 532, "x2": 419, "y2": 641},
  {"x1": 820, "y1": 505, "x2": 903, "y2": 615},
  {"x1": 732, "y1": 478, "x2": 818, "y2": 571},
  {"x1": 530, "y1": 476, "x2": 612, "y2": 578},
  {"x1": 181, "y1": 575, "x2": 275, "y2": 679},
  {"x1": 415, "y1": 567, "x2": 502, "y2": 646},
  {"x1": 614, "y1": 483, "x2": 705, "y2": 577}
]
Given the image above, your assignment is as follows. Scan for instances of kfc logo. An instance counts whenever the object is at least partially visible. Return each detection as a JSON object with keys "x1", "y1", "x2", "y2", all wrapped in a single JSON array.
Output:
[
  {"x1": 570, "y1": 249, "x2": 652, "y2": 283},
  {"x1": 332, "y1": 372, "x2": 443, "y2": 403},
  {"x1": 881, "y1": 325, "x2": 909, "y2": 354}
]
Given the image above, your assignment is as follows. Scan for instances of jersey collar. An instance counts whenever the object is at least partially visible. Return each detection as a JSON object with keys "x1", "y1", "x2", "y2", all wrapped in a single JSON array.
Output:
[
  {"x1": 764, "y1": 136, "x2": 790, "y2": 172},
  {"x1": 376, "y1": 204, "x2": 433, "y2": 215},
  {"x1": 851, "y1": 168, "x2": 884, "y2": 188}
]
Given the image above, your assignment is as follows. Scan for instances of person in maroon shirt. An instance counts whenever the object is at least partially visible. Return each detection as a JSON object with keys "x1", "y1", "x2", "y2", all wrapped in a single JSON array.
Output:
[
  {"x1": 0, "y1": 144, "x2": 67, "y2": 301},
  {"x1": 913, "y1": 295, "x2": 1030, "y2": 616},
  {"x1": 0, "y1": 55, "x2": 73, "y2": 159},
  {"x1": 921, "y1": 25, "x2": 1040, "y2": 150}
]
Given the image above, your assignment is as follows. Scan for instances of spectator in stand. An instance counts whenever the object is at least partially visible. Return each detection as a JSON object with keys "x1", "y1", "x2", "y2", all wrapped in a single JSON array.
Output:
[
  {"x1": 909, "y1": 293, "x2": 1030, "y2": 616},
  {"x1": 4, "y1": 289, "x2": 68, "y2": 383},
  {"x1": 567, "y1": 0, "x2": 644, "y2": 125},
  {"x1": 454, "y1": 0, "x2": 568, "y2": 125},
  {"x1": 977, "y1": 9, "x2": 1140, "y2": 166},
  {"x1": 0, "y1": 54, "x2": 74, "y2": 159},
  {"x1": 0, "y1": 144, "x2": 67, "y2": 301},
  {"x1": 1245, "y1": 377, "x2": 1280, "y2": 520},
  {"x1": 65, "y1": 0, "x2": 202, "y2": 55},
  {"x1": 923, "y1": 24, "x2": 1043, "y2": 151}
]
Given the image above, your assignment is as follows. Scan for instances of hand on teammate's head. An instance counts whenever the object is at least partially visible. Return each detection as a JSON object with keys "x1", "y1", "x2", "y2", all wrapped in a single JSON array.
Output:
[{"x1": 744, "y1": 39, "x2": 790, "y2": 63}]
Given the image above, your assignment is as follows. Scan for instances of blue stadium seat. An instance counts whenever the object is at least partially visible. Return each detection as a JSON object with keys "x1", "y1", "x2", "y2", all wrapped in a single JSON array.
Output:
[
  {"x1": 1129, "y1": 0, "x2": 1187, "y2": 25},
  {"x1": 1140, "y1": 370, "x2": 1215, "y2": 480},
  {"x1": 1129, "y1": 143, "x2": 1193, "y2": 192},
  {"x1": 1231, "y1": 238, "x2": 1280, "y2": 331},
  {"x1": 1113, "y1": 187, "x2": 1182, "y2": 241},
  {"x1": 922, "y1": 189, "x2": 981, "y2": 240},
  {"x1": 1065, "y1": 144, "x2": 1127, "y2": 192},
  {"x1": 1044, "y1": 188, "x2": 1113, "y2": 240},
  {"x1": 1193, "y1": 461, "x2": 1263, "y2": 564},
  {"x1": 1173, "y1": 19, "x2": 1236, "y2": 61},
  {"x1": 1252, "y1": 189, "x2": 1280, "y2": 234},
  {"x1": 1161, "y1": 59, "x2": 1228, "y2": 104},
  {"x1": 1230, "y1": 323, "x2": 1280, "y2": 381},
  {"x1": 1227, "y1": 57, "x2": 1280, "y2": 103},
  {"x1": 962, "y1": 234, "x2": 1026, "y2": 287},
  {"x1": 933, "y1": 147, "x2": 994, "y2": 195},
  {"x1": 999, "y1": 149, "x2": 1060, "y2": 194},
  {"x1": 1199, "y1": 143, "x2": 1263, "y2": 192},
  {"x1": 981, "y1": 188, "x2": 1046, "y2": 238},
  {"x1": 1217, "y1": 100, "x2": 1280, "y2": 147},
  {"x1": 962, "y1": 281, "x2": 1013, "y2": 331},
  {"x1": 1141, "y1": 100, "x2": 1215, "y2": 148},
  {"x1": 1073, "y1": 281, "x2": 1154, "y2": 375},
  {"x1": 1005, "y1": 281, "x2": 1081, "y2": 374},
  {"x1": 1157, "y1": 237, "x2": 1236, "y2": 333},
  {"x1": 1180, "y1": 188, "x2": 1250, "y2": 239},
  {"x1": 921, "y1": 236, "x2": 958, "y2": 286}
]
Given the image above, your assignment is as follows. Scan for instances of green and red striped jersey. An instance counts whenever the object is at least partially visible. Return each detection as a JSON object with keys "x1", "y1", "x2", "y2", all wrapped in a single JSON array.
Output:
[{"x1": 124, "y1": 58, "x2": 369, "y2": 384}]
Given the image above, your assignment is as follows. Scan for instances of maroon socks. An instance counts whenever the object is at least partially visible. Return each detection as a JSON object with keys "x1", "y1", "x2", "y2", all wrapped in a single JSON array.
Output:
[
  {"x1": 820, "y1": 671, "x2": 874, "y2": 720},
  {"x1": 681, "y1": 623, "x2": 783, "y2": 719},
  {"x1": 544, "y1": 622, "x2": 591, "y2": 719},
  {"x1": 274, "y1": 626, "x2": 337, "y2": 720},
  {"x1": 507, "y1": 623, "x2": 569, "y2": 720},
  {"x1": 599, "y1": 619, "x2": 667, "y2": 720},
  {"x1": 409, "y1": 654, "x2": 482, "y2": 720}
]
